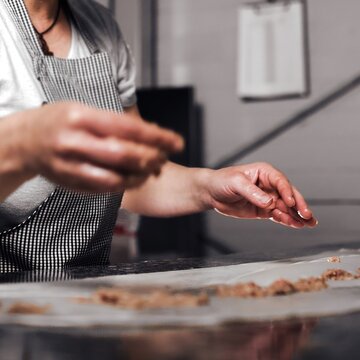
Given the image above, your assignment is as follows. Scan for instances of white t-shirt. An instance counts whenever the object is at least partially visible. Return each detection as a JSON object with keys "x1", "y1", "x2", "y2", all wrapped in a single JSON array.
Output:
[
  {"x1": 0, "y1": 15, "x2": 91, "y2": 118},
  {"x1": 0, "y1": 0, "x2": 137, "y2": 229}
]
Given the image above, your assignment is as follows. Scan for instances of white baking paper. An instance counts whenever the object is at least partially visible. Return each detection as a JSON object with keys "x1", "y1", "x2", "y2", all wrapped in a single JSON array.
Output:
[{"x1": 0, "y1": 249, "x2": 360, "y2": 329}]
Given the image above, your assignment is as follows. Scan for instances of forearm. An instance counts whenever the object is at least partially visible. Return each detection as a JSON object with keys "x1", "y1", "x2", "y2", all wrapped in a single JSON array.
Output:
[
  {"x1": 0, "y1": 113, "x2": 34, "y2": 201},
  {"x1": 122, "y1": 161, "x2": 214, "y2": 217}
]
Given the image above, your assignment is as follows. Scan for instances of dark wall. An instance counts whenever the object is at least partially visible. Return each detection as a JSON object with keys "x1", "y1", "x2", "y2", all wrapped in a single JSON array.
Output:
[{"x1": 136, "y1": 87, "x2": 205, "y2": 257}]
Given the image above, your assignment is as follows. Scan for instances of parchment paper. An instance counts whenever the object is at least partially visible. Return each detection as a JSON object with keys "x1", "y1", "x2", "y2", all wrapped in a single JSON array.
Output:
[{"x1": 1, "y1": 249, "x2": 360, "y2": 328}]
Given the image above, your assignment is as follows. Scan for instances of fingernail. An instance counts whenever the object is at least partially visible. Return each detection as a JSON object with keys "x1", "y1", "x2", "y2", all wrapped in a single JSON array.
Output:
[
  {"x1": 289, "y1": 196, "x2": 295, "y2": 207},
  {"x1": 256, "y1": 194, "x2": 272, "y2": 205},
  {"x1": 297, "y1": 211, "x2": 306, "y2": 220}
]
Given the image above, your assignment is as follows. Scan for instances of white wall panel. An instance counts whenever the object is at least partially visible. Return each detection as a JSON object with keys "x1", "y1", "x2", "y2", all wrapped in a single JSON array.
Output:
[{"x1": 115, "y1": 0, "x2": 143, "y2": 86}]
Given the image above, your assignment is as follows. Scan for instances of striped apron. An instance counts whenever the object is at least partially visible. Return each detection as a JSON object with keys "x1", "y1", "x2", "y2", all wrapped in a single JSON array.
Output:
[{"x1": 0, "y1": 0, "x2": 123, "y2": 273}]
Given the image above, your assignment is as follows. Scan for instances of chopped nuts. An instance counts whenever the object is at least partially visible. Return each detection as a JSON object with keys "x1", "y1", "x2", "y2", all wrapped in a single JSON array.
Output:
[
  {"x1": 87, "y1": 288, "x2": 209, "y2": 310},
  {"x1": 322, "y1": 269, "x2": 355, "y2": 281},
  {"x1": 7, "y1": 302, "x2": 51, "y2": 315},
  {"x1": 327, "y1": 256, "x2": 341, "y2": 263},
  {"x1": 217, "y1": 282, "x2": 266, "y2": 298}
]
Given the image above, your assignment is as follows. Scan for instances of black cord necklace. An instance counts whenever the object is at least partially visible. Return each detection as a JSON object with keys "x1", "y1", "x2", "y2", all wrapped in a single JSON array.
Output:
[{"x1": 33, "y1": 1, "x2": 61, "y2": 56}]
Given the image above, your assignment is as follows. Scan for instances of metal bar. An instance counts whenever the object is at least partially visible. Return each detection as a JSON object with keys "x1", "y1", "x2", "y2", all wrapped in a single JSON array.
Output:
[
  {"x1": 213, "y1": 74, "x2": 360, "y2": 169},
  {"x1": 150, "y1": 0, "x2": 158, "y2": 86},
  {"x1": 140, "y1": 0, "x2": 158, "y2": 87}
]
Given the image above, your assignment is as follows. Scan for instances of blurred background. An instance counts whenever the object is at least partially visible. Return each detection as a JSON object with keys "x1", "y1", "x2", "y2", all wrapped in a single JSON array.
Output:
[{"x1": 97, "y1": 0, "x2": 360, "y2": 262}]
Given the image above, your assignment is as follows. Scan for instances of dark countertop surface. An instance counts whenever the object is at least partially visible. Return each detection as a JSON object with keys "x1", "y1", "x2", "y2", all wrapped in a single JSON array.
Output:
[{"x1": 1, "y1": 243, "x2": 360, "y2": 359}]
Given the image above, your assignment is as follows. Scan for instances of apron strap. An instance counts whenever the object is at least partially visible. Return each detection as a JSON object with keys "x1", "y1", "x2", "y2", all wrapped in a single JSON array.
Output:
[
  {"x1": 3, "y1": 0, "x2": 44, "y2": 58},
  {"x1": 3, "y1": 0, "x2": 100, "y2": 59}
]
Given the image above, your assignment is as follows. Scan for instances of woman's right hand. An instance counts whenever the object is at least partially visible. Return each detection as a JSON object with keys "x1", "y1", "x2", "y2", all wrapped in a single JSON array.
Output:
[{"x1": 6, "y1": 102, "x2": 184, "y2": 193}]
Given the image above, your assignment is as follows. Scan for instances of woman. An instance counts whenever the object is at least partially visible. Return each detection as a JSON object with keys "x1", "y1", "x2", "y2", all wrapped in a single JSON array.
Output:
[{"x1": 0, "y1": 0, "x2": 317, "y2": 273}]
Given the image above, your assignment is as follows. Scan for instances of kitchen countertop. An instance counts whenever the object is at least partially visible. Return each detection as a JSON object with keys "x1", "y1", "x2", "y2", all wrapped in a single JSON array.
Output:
[{"x1": 1, "y1": 244, "x2": 360, "y2": 359}]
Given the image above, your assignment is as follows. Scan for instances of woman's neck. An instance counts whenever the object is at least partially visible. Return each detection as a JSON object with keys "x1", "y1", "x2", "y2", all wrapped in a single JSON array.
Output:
[
  {"x1": 23, "y1": 0, "x2": 72, "y2": 59},
  {"x1": 24, "y1": 0, "x2": 60, "y2": 33}
]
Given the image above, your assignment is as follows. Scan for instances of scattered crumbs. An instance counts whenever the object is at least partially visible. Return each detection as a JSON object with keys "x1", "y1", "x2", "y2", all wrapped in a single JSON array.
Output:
[
  {"x1": 267, "y1": 279, "x2": 297, "y2": 296},
  {"x1": 214, "y1": 268, "x2": 360, "y2": 299},
  {"x1": 327, "y1": 256, "x2": 341, "y2": 263},
  {"x1": 76, "y1": 267, "x2": 360, "y2": 307},
  {"x1": 294, "y1": 277, "x2": 328, "y2": 292},
  {"x1": 83, "y1": 288, "x2": 209, "y2": 310},
  {"x1": 321, "y1": 269, "x2": 356, "y2": 281},
  {"x1": 74, "y1": 296, "x2": 92, "y2": 304},
  {"x1": 217, "y1": 282, "x2": 266, "y2": 298}
]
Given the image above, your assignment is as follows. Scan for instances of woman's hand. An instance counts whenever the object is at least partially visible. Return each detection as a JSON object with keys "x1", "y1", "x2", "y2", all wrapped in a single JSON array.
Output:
[
  {"x1": 9, "y1": 102, "x2": 183, "y2": 193},
  {"x1": 202, "y1": 163, "x2": 317, "y2": 228}
]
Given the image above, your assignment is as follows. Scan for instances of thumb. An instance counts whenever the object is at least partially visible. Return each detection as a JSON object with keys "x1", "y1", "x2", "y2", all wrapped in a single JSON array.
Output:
[{"x1": 231, "y1": 175, "x2": 273, "y2": 209}]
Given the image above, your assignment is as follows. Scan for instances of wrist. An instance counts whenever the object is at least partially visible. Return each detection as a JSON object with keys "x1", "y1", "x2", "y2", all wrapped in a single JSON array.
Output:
[{"x1": 193, "y1": 167, "x2": 216, "y2": 211}]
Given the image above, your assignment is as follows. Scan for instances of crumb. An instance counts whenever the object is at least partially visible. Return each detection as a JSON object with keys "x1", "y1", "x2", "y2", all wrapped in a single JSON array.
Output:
[
  {"x1": 266, "y1": 279, "x2": 297, "y2": 296},
  {"x1": 216, "y1": 282, "x2": 266, "y2": 298},
  {"x1": 79, "y1": 267, "x2": 360, "y2": 309},
  {"x1": 87, "y1": 288, "x2": 209, "y2": 310},
  {"x1": 294, "y1": 277, "x2": 328, "y2": 292},
  {"x1": 327, "y1": 256, "x2": 341, "y2": 263},
  {"x1": 74, "y1": 296, "x2": 92, "y2": 304},
  {"x1": 7, "y1": 302, "x2": 51, "y2": 315},
  {"x1": 215, "y1": 276, "x2": 328, "y2": 299},
  {"x1": 322, "y1": 269, "x2": 355, "y2": 281}
]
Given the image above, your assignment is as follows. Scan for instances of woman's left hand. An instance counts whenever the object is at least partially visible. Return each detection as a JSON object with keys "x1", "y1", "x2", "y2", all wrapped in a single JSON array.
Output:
[{"x1": 205, "y1": 163, "x2": 317, "y2": 228}]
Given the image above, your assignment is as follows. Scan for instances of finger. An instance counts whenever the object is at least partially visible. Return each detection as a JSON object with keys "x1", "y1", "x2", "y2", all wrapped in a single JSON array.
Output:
[
  {"x1": 271, "y1": 208, "x2": 305, "y2": 228},
  {"x1": 288, "y1": 206, "x2": 318, "y2": 227},
  {"x1": 276, "y1": 199, "x2": 317, "y2": 228},
  {"x1": 257, "y1": 208, "x2": 275, "y2": 220},
  {"x1": 292, "y1": 186, "x2": 316, "y2": 222},
  {"x1": 57, "y1": 132, "x2": 167, "y2": 176},
  {"x1": 269, "y1": 216, "x2": 297, "y2": 228},
  {"x1": 230, "y1": 174, "x2": 274, "y2": 209},
  {"x1": 78, "y1": 108, "x2": 184, "y2": 154},
  {"x1": 121, "y1": 174, "x2": 150, "y2": 189},
  {"x1": 214, "y1": 203, "x2": 257, "y2": 220},
  {"x1": 117, "y1": 117, "x2": 185, "y2": 153},
  {"x1": 47, "y1": 158, "x2": 150, "y2": 193},
  {"x1": 269, "y1": 217, "x2": 281, "y2": 225},
  {"x1": 276, "y1": 198, "x2": 306, "y2": 223},
  {"x1": 299, "y1": 214, "x2": 318, "y2": 228},
  {"x1": 268, "y1": 171, "x2": 295, "y2": 208}
]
